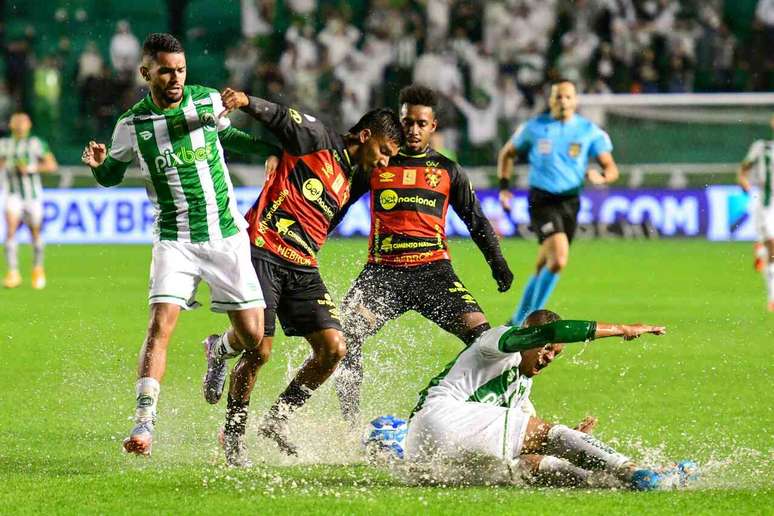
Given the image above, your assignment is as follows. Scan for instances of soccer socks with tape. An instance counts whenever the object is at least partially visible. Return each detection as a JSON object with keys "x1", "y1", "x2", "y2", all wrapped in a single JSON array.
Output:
[
  {"x1": 225, "y1": 396, "x2": 249, "y2": 436},
  {"x1": 134, "y1": 377, "x2": 160, "y2": 424},
  {"x1": 545, "y1": 425, "x2": 630, "y2": 473},
  {"x1": 536, "y1": 455, "x2": 591, "y2": 487},
  {"x1": 530, "y1": 267, "x2": 560, "y2": 312},
  {"x1": 5, "y1": 239, "x2": 18, "y2": 270},
  {"x1": 511, "y1": 274, "x2": 539, "y2": 326},
  {"x1": 32, "y1": 238, "x2": 44, "y2": 267},
  {"x1": 269, "y1": 379, "x2": 313, "y2": 421},
  {"x1": 216, "y1": 332, "x2": 240, "y2": 359},
  {"x1": 335, "y1": 339, "x2": 364, "y2": 424}
]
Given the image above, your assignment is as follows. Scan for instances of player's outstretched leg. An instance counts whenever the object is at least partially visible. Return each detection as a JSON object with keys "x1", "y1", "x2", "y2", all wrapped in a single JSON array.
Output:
[
  {"x1": 335, "y1": 335, "x2": 364, "y2": 425},
  {"x1": 259, "y1": 328, "x2": 345, "y2": 455},
  {"x1": 123, "y1": 303, "x2": 180, "y2": 456},
  {"x1": 763, "y1": 240, "x2": 774, "y2": 312},
  {"x1": 511, "y1": 273, "x2": 539, "y2": 326}
]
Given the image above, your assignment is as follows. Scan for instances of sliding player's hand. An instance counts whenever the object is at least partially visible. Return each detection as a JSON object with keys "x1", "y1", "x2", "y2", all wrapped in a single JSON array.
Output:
[
  {"x1": 574, "y1": 415, "x2": 598, "y2": 434},
  {"x1": 498, "y1": 189, "x2": 513, "y2": 213},
  {"x1": 621, "y1": 324, "x2": 666, "y2": 341},
  {"x1": 220, "y1": 88, "x2": 249, "y2": 118},
  {"x1": 82, "y1": 141, "x2": 106, "y2": 168},
  {"x1": 491, "y1": 258, "x2": 514, "y2": 292}
]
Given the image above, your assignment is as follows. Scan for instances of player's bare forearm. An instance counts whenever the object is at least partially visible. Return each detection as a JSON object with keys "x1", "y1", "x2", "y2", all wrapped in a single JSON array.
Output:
[
  {"x1": 738, "y1": 163, "x2": 752, "y2": 192},
  {"x1": 596, "y1": 153, "x2": 619, "y2": 184},
  {"x1": 594, "y1": 322, "x2": 666, "y2": 341},
  {"x1": 39, "y1": 154, "x2": 58, "y2": 174},
  {"x1": 496, "y1": 142, "x2": 517, "y2": 182}
]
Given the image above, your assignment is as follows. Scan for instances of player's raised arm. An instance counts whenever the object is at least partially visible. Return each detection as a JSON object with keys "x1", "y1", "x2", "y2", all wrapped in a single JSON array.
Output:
[
  {"x1": 498, "y1": 320, "x2": 665, "y2": 352},
  {"x1": 449, "y1": 164, "x2": 513, "y2": 292}
]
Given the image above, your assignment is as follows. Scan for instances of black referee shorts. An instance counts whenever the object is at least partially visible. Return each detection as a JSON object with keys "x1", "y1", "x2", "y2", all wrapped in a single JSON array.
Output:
[{"x1": 528, "y1": 187, "x2": 581, "y2": 244}]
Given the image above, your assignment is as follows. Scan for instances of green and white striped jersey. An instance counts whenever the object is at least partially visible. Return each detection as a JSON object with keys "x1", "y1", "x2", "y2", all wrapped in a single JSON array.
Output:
[
  {"x1": 0, "y1": 135, "x2": 49, "y2": 201},
  {"x1": 108, "y1": 84, "x2": 246, "y2": 242},
  {"x1": 744, "y1": 139, "x2": 774, "y2": 207},
  {"x1": 412, "y1": 326, "x2": 533, "y2": 417}
]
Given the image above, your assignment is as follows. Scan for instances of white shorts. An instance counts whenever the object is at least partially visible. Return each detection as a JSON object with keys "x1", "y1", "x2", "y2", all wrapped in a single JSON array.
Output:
[
  {"x1": 148, "y1": 231, "x2": 265, "y2": 313},
  {"x1": 405, "y1": 398, "x2": 531, "y2": 463},
  {"x1": 4, "y1": 194, "x2": 43, "y2": 227},
  {"x1": 753, "y1": 199, "x2": 774, "y2": 241}
]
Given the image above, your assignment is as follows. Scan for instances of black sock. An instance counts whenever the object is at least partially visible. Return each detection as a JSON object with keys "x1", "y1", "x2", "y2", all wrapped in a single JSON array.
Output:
[
  {"x1": 225, "y1": 396, "x2": 249, "y2": 436},
  {"x1": 270, "y1": 380, "x2": 313, "y2": 420}
]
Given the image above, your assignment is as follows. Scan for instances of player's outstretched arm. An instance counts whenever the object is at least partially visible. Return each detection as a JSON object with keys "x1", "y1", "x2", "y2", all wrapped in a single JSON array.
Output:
[
  {"x1": 82, "y1": 140, "x2": 129, "y2": 187},
  {"x1": 499, "y1": 320, "x2": 665, "y2": 352}
]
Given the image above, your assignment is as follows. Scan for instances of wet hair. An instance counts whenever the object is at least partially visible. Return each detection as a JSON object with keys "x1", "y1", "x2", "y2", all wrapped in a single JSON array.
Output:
[
  {"x1": 399, "y1": 84, "x2": 438, "y2": 112},
  {"x1": 142, "y1": 33, "x2": 184, "y2": 60},
  {"x1": 348, "y1": 108, "x2": 405, "y2": 146},
  {"x1": 523, "y1": 309, "x2": 561, "y2": 328}
]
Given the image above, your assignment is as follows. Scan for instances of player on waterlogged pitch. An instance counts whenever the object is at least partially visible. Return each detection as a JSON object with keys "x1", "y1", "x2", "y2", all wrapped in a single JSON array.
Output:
[
  {"x1": 332, "y1": 84, "x2": 513, "y2": 424},
  {"x1": 1, "y1": 112, "x2": 58, "y2": 289},
  {"x1": 82, "y1": 33, "x2": 279, "y2": 456},
  {"x1": 203, "y1": 88, "x2": 403, "y2": 466},
  {"x1": 405, "y1": 309, "x2": 697, "y2": 490},
  {"x1": 497, "y1": 79, "x2": 619, "y2": 326}
]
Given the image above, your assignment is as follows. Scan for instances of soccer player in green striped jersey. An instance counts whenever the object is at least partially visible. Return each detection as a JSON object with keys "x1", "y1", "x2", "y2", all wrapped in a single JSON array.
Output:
[
  {"x1": 404, "y1": 310, "x2": 695, "y2": 490},
  {"x1": 739, "y1": 114, "x2": 774, "y2": 312},
  {"x1": 81, "y1": 33, "x2": 279, "y2": 456},
  {"x1": 1, "y1": 112, "x2": 58, "y2": 289}
]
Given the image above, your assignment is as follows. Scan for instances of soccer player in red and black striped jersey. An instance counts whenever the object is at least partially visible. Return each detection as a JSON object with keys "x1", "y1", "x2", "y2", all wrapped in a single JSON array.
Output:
[
  {"x1": 204, "y1": 88, "x2": 402, "y2": 464},
  {"x1": 331, "y1": 84, "x2": 514, "y2": 423}
]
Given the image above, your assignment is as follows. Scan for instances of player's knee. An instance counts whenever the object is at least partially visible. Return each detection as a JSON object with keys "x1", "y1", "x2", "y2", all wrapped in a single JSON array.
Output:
[
  {"x1": 255, "y1": 340, "x2": 271, "y2": 364},
  {"x1": 321, "y1": 332, "x2": 346, "y2": 363},
  {"x1": 547, "y1": 255, "x2": 568, "y2": 273},
  {"x1": 237, "y1": 323, "x2": 264, "y2": 352}
]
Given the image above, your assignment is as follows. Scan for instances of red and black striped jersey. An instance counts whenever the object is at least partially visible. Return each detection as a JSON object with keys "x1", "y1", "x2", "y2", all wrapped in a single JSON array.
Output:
[
  {"x1": 244, "y1": 102, "x2": 353, "y2": 269},
  {"x1": 333, "y1": 147, "x2": 506, "y2": 269}
]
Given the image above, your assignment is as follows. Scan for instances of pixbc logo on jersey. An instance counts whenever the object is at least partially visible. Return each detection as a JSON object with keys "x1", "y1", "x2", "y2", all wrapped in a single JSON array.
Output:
[{"x1": 154, "y1": 145, "x2": 214, "y2": 172}]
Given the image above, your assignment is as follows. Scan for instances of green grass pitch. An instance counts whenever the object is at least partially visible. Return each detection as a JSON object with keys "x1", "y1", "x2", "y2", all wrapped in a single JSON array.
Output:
[{"x1": 1, "y1": 239, "x2": 772, "y2": 514}]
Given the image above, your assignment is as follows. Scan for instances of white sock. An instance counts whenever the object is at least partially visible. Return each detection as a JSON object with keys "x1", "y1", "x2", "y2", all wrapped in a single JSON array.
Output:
[
  {"x1": 134, "y1": 377, "x2": 160, "y2": 424},
  {"x1": 33, "y1": 239, "x2": 44, "y2": 267},
  {"x1": 216, "y1": 332, "x2": 240, "y2": 359},
  {"x1": 766, "y1": 263, "x2": 774, "y2": 302},
  {"x1": 5, "y1": 239, "x2": 17, "y2": 270},
  {"x1": 545, "y1": 425, "x2": 630, "y2": 473},
  {"x1": 537, "y1": 455, "x2": 591, "y2": 486}
]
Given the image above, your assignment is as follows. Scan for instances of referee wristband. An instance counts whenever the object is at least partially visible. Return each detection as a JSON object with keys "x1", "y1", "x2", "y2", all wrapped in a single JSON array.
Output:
[{"x1": 498, "y1": 177, "x2": 510, "y2": 191}]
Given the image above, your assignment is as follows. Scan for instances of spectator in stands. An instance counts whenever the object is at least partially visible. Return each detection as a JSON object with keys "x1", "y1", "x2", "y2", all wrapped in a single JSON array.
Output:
[
  {"x1": 77, "y1": 41, "x2": 103, "y2": 86},
  {"x1": 753, "y1": 0, "x2": 774, "y2": 91},
  {"x1": 226, "y1": 38, "x2": 259, "y2": 90},
  {"x1": 0, "y1": 82, "x2": 11, "y2": 135},
  {"x1": 32, "y1": 56, "x2": 62, "y2": 145},
  {"x1": 110, "y1": 20, "x2": 141, "y2": 81},
  {"x1": 318, "y1": 12, "x2": 360, "y2": 67},
  {"x1": 451, "y1": 85, "x2": 500, "y2": 165}
]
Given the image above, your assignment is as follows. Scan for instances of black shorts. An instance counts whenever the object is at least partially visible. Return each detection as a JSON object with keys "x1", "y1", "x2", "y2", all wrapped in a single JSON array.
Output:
[
  {"x1": 251, "y1": 248, "x2": 341, "y2": 337},
  {"x1": 340, "y1": 260, "x2": 483, "y2": 341},
  {"x1": 528, "y1": 188, "x2": 581, "y2": 244}
]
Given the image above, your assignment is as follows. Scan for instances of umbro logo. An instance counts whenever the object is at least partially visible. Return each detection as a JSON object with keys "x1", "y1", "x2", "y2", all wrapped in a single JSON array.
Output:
[{"x1": 139, "y1": 131, "x2": 153, "y2": 141}]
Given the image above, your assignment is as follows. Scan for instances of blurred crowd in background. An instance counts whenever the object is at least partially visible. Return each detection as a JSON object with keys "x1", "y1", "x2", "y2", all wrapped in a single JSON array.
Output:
[{"x1": 1, "y1": 0, "x2": 772, "y2": 165}]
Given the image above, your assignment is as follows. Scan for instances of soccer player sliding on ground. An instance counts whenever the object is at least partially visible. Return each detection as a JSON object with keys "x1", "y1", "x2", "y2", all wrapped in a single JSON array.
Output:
[
  {"x1": 405, "y1": 310, "x2": 697, "y2": 490},
  {"x1": 203, "y1": 88, "x2": 403, "y2": 465},
  {"x1": 1, "y1": 112, "x2": 58, "y2": 289},
  {"x1": 331, "y1": 84, "x2": 513, "y2": 424},
  {"x1": 738, "y1": 113, "x2": 774, "y2": 312},
  {"x1": 497, "y1": 79, "x2": 619, "y2": 326},
  {"x1": 82, "y1": 33, "x2": 279, "y2": 456}
]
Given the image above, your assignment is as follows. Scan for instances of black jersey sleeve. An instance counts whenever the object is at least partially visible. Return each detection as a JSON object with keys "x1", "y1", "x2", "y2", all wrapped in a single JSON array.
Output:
[
  {"x1": 241, "y1": 96, "x2": 333, "y2": 156},
  {"x1": 449, "y1": 163, "x2": 514, "y2": 292},
  {"x1": 328, "y1": 166, "x2": 370, "y2": 234}
]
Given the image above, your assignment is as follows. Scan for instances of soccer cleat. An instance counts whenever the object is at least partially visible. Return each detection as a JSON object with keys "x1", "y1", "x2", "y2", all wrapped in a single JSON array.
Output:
[
  {"x1": 31, "y1": 266, "x2": 46, "y2": 289},
  {"x1": 202, "y1": 335, "x2": 227, "y2": 404},
  {"x1": 258, "y1": 416, "x2": 298, "y2": 456},
  {"x1": 676, "y1": 460, "x2": 700, "y2": 486},
  {"x1": 219, "y1": 427, "x2": 253, "y2": 468},
  {"x1": 629, "y1": 467, "x2": 681, "y2": 491},
  {"x1": 3, "y1": 269, "x2": 21, "y2": 289},
  {"x1": 122, "y1": 420, "x2": 154, "y2": 456}
]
